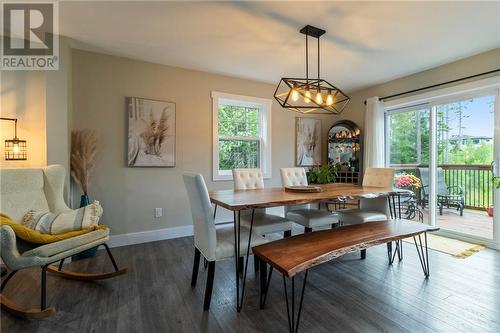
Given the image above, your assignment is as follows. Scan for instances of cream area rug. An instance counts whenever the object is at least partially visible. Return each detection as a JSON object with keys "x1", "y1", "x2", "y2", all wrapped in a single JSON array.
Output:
[{"x1": 403, "y1": 234, "x2": 485, "y2": 258}]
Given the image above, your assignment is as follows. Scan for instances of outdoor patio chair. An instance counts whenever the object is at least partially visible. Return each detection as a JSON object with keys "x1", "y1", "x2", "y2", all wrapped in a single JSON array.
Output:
[{"x1": 418, "y1": 167, "x2": 465, "y2": 216}]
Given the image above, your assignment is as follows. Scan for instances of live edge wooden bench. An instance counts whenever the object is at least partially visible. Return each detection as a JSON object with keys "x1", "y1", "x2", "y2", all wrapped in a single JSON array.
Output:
[{"x1": 252, "y1": 219, "x2": 439, "y2": 333}]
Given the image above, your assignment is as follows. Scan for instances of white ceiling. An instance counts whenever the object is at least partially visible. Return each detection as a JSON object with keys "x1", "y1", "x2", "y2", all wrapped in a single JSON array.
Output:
[{"x1": 60, "y1": 1, "x2": 500, "y2": 92}]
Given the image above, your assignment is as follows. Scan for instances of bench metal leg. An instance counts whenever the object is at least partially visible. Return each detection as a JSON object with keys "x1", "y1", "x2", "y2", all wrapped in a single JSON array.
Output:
[
  {"x1": 389, "y1": 240, "x2": 404, "y2": 264},
  {"x1": 387, "y1": 242, "x2": 393, "y2": 262},
  {"x1": 413, "y1": 232, "x2": 430, "y2": 278},
  {"x1": 282, "y1": 270, "x2": 309, "y2": 333},
  {"x1": 233, "y1": 209, "x2": 255, "y2": 312},
  {"x1": 259, "y1": 262, "x2": 273, "y2": 309}
]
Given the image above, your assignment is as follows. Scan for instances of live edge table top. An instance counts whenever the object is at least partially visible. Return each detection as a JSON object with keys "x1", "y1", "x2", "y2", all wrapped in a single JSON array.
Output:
[
  {"x1": 252, "y1": 220, "x2": 439, "y2": 278},
  {"x1": 209, "y1": 183, "x2": 404, "y2": 211}
]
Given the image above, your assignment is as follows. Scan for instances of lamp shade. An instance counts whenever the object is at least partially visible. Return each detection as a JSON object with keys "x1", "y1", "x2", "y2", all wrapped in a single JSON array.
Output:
[
  {"x1": 1, "y1": 117, "x2": 27, "y2": 160},
  {"x1": 5, "y1": 138, "x2": 27, "y2": 160}
]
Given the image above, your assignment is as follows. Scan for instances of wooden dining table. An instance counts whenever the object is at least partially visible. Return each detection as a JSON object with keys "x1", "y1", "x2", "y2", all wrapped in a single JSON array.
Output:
[{"x1": 208, "y1": 183, "x2": 407, "y2": 312}]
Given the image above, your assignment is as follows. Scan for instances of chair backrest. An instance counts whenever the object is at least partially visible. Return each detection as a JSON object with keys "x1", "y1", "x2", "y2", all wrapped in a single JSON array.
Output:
[
  {"x1": 359, "y1": 168, "x2": 394, "y2": 215},
  {"x1": 280, "y1": 167, "x2": 311, "y2": 212},
  {"x1": 233, "y1": 168, "x2": 265, "y2": 215},
  {"x1": 0, "y1": 165, "x2": 69, "y2": 222},
  {"x1": 436, "y1": 168, "x2": 448, "y2": 195},
  {"x1": 183, "y1": 173, "x2": 217, "y2": 260},
  {"x1": 280, "y1": 167, "x2": 308, "y2": 187},
  {"x1": 418, "y1": 167, "x2": 447, "y2": 195},
  {"x1": 362, "y1": 168, "x2": 395, "y2": 188},
  {"x1": 232, "y1": 168, "x2": 264, "y2": 190}
]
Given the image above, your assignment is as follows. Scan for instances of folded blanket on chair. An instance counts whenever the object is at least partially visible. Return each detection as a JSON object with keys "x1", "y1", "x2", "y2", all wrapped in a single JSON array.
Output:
[
  {"x1": 22, "y1": 201, "x2": 103, "y2": 234},
  {"x1": 1, "y1": 213, "x2": 107, "y2": 244}
]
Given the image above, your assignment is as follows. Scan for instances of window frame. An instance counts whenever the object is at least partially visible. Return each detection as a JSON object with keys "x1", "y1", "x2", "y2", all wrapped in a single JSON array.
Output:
[{"x1": 212, "y1": 91, "x2": 272, "y2": 181}]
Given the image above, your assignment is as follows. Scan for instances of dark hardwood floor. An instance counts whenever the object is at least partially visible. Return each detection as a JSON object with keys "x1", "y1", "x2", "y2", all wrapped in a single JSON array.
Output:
[{"x1": 2, "y1": 235, "x2": 499, "y2": 333}]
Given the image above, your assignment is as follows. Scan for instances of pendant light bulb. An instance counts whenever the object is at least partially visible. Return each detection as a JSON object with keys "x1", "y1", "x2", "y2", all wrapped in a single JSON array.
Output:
[
  {"x1": 291, "y1": 87, "x2": 299, "y2": 102},
  {"x1": 304, "y1": 88, "x2": 311, "y2": 103},
  {"x1": 326, "y1": 90, "x2": 334, "y2": 106},
  {"x1": 12, "y1": 143, "x2": 20, "y2": 153},
  {"x1": 315, "y1": 91, "x2": 323, "y2": 105}
]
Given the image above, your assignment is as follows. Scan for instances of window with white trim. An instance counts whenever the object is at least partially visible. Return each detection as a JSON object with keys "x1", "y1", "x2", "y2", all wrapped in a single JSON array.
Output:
[{"x1": 212, "y1": 92, "x2": 272, "y2": 181}]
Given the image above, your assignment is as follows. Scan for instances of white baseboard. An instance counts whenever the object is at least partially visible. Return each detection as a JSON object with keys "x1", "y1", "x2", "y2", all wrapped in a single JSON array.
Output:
[{"x1": 108, "y1": 225, "x2": 194, "y2": 248}]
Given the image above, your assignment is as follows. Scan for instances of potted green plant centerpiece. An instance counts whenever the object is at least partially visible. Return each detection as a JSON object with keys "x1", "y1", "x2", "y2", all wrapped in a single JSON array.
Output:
[{"x1": 307, "y1": 164, "x2": 337, "y2": 184}]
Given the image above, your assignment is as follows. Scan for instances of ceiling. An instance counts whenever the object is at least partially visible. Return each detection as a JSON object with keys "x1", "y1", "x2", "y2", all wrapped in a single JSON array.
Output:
[{"x1": 60, "y1": 1, "x2": 500, "y2": 92}]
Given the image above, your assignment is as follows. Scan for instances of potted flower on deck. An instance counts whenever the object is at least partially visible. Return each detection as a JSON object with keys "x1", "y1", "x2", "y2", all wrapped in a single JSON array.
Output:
[{"x1": 489, "y1": 176, "x2": 500, "y2": 217}]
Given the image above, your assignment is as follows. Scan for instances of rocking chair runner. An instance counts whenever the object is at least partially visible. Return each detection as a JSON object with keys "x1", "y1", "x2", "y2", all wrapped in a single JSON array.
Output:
[{"x1": 0, "y1": 165, "x2": 127, "y2": 318}]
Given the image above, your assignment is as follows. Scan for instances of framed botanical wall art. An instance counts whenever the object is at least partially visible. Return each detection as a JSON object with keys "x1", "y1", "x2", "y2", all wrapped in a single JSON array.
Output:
[
  {"x1": 296, "y1": 117, "x2": 321, "y2": 166},
  {"x1": 127, "y1": 97, "x2": 176, "y2": 167}
]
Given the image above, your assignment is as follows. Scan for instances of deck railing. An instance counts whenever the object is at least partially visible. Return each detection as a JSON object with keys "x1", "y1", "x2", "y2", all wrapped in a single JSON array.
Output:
[{"x1": 390, "y1": 164, "x2": 493, "y2": 210}]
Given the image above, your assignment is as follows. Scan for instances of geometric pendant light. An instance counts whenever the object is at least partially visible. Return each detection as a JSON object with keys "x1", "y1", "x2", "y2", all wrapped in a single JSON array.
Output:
[{"x1": 274, "y1": 25, "x2": 350, "y2": 115}]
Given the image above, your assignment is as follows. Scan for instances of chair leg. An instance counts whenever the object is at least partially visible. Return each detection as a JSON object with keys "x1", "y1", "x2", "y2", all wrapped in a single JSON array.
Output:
[
  {"x1": 360, "y1": 249, "x2": 367, "y2": 259},
  {"x1": 191, "y1": 248, "x2": 201, "y2": 287},
  {"x1": 304, "y1": 227, "x2": 313, "y2": 233},
  {"x1": 103, "y1": 243, "x2": 120, "y2": 271},
  {"x1": 254, "y1": 256, "x2": 260, "y2": 273},
  {"x1": 284, "y1": 230, "x2": 292, "y2": 238},
  {"x1": 41, "y1": 265, "x2": 48, "y2": 311},
  {"x1": 203, "y1": 261, "x2": 216, "y2": 311}
]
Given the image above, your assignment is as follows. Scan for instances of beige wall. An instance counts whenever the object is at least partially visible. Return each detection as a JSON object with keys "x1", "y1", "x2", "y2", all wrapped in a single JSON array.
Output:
[
  {"x1": 0, "y1": 70, "x2": 47, "y2": 168},
  {"x1": 46, "y1": 37, "x2": 72, "y2": 200},
  {"x1": 71, "y1": 49, "x2": 334, "y2": 235},
  {"x1": 0, "y1": 37, "x2": 72, "y2": 176},
  {"x1": 343, "y1": 48, "x2": 500, "y2": 131}
]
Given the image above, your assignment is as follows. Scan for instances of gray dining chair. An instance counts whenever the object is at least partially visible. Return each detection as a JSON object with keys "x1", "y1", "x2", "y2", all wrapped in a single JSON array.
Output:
[
  {"x1": 183, "y1": 172, "x2": 268, "y2": 310},
  {"x1": 337, "y1": 168, "x2": 395, "y2": 225},
  {"x1": 280, "y1": 167, "x2": 340, "y2": 232},
  {"x1": 232, "y1": 168, "x2": 294, "y2": 237}
]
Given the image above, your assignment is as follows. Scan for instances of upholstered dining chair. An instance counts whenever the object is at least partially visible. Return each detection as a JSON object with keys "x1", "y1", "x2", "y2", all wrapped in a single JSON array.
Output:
[
  {"x1": 232, "y1": 168, "x2": 294, "y2": 238},
  {"x1": 183, "y1": 172, "x2": 268, "y2": 310},
  {"x1": 280, "y1": 167, "x2": 339, "y2": 232},
  {"x1": 337, "y1": 168, "x2": 395, "y2": 225}
]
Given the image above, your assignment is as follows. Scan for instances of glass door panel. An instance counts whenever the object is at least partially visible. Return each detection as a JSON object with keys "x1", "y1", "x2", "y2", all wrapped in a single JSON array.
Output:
[
  {"x1": 387, "y1": 106, "x2": 431, "y2": 225},
  {"x1": 434, "y1": 94, "x2": 496, "y2": 240}
]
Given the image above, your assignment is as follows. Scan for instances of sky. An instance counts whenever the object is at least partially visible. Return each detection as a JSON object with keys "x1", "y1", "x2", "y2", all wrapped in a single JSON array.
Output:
[{"x1": 443, "y1": 95, "x2": 495, "y2": 138}]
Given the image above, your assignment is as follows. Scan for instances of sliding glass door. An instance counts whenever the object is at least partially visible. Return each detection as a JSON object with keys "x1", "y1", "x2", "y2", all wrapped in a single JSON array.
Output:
[
  {"x1": 433, "y1": 94, "x2": 496, "y2": 241},
  {"x1": 386, "y1": 86, "x2": 500, "y2": 248}
]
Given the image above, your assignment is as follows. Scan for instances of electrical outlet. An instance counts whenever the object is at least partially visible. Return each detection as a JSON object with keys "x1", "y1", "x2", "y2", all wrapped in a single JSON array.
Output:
[{"x1": 154, "y1": 208, "x2": 162, "y2": 218}]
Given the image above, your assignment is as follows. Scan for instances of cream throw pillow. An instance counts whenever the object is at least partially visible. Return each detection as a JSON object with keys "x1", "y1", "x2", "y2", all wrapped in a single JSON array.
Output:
[{"x1": 22, "y1": 201, "x2": 103, "y2": 234}]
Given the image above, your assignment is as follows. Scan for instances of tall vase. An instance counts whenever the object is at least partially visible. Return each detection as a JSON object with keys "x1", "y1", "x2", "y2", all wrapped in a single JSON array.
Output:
[
  {"x1": 80, "y1": 194, "x2": 90, "y2": 207},
  {"x1": 72, "y1": 194, "x2": 98, "y2": 260}
]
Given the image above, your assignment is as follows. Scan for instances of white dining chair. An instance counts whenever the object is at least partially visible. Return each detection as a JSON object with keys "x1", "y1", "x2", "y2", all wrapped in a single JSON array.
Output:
[
  {"x1": 183, "y1": 172, "x2": 268, "y2": 310},
  {"x1": 337, "y1": 168, "x2": 395, "y2": 225},
  {"x1": 280, "y1": 167, "x2": 340, "y2": 232},
  {"x1": 232, "y1": 168, "x2": 294, "y2": 237}
]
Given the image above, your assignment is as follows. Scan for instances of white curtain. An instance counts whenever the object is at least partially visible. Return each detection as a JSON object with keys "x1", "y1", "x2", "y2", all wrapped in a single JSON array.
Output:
[{"x1": 363, "y1": 97, "x2": 386, "y2": 169}]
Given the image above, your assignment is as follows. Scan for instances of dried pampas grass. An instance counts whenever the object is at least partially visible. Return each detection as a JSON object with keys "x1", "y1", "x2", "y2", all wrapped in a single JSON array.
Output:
[{"x1": 71, "y1": 129, "x2": 97, "y2": 195}]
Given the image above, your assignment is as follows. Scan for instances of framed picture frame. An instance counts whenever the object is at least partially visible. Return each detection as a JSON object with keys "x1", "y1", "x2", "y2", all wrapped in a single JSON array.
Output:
[
  {"x1": 296, "y1": 117, "x2": 322, "y2": 166},
  {"x1": 127, "y1": 97, "x2": 176, "y2": 167}
]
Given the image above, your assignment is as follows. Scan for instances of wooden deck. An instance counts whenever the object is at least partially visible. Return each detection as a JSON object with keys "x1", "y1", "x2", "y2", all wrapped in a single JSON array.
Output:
[{"x1": 421, "y1": 208, "x2": 493, "y2": 240}]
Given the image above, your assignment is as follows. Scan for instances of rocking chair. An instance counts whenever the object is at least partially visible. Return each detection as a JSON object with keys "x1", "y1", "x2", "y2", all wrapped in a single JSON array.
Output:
[{"x1": 0, "y1": 165, "x2": 127, "y2": 318}]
